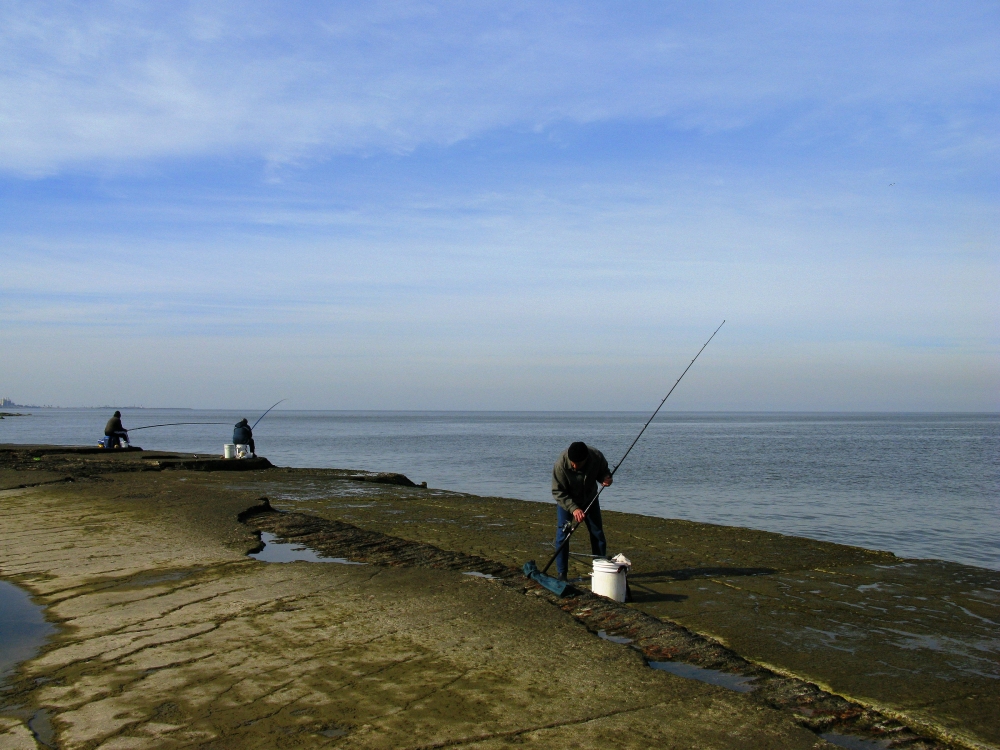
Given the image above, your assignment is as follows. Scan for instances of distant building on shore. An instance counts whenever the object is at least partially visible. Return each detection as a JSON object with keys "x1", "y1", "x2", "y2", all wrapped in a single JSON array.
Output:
[{"x1": 0, "y1": 397, "x2": 44, "y2": 408}]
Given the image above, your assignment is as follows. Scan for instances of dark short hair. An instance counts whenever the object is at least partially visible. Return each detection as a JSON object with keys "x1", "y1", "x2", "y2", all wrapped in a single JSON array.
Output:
[
  {"x1": 114, "y1": 410, "x2": 121, "y2": 417},
  {"x1": 568, "y1": 442, "x2": 588, "y2": 463}
]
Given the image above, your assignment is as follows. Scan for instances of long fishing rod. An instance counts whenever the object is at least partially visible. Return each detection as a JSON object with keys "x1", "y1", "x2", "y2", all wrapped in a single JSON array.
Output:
[
  {"x1": 127, "y1": 422, "x2": 230, "y2": 432},
  {"x1": 251, "y1": 399, "x2": 286, "y2": 431},
  {"x1": 540, "y1": 320, "x2": 725, "y2": 575},
  {"x1": 126, "y1": 400, "x2": 286, "y2": 433}
]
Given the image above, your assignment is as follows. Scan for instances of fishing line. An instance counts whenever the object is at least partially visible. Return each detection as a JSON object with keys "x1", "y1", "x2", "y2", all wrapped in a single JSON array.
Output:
[
  {"x1": 125, "y1": 399, "x2": 286, "y2": 434},
  {"x1": 127, "y1": 422, "x2": 230, "y2": 432}
]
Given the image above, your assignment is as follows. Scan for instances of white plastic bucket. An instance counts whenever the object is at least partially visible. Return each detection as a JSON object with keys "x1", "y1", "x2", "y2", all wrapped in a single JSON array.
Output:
[
  {"x1": 591, "y1": 559, "x2": 628, "y2": 602},
  {"x1": 223, "y1": 444, "x2": 236, "y2": 459}
]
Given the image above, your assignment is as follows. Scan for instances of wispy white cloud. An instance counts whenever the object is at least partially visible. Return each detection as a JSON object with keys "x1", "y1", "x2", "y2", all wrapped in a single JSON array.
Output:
[
  {"x1": 1, "y1": 1, "x2": 996, "y2": 409},
  {"x1": 4, "y1": 175, "x2": 995, "y2": 349},
  {"x1": 1, "y1": 1, "x2": 996, "y2": 174}
]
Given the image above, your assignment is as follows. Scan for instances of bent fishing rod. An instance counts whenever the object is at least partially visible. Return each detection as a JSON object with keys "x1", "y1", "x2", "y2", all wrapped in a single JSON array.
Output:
[
  {"x1": 125, "y1": 400, "x2": 286, "y2": 432},
  {"x1": 540, "y1": 320, "x2": 725, "y2": 575},
  {"x1": 252, "y1": 399, "x2": 286, "y2": 430}
]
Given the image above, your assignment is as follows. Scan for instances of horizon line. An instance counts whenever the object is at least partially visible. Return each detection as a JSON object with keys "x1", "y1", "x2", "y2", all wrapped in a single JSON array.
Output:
[{"x1": 10, "y1": 407, "x2": 999, "y2": 415}]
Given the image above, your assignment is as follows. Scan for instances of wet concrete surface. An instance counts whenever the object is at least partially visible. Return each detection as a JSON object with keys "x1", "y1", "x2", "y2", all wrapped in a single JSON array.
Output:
[
  {"x1": 228, "y1": 466, "x2": 1000, "y2": 750},
  {"x1": 245, "y1": 504, "x2": 951, "y2": 748},
  {"x1": 0, "y1": 446, "x2": 996, "y2": 749},
  {"x1": 820, "y1": 732, "x2": 893, "y2": 750},
  {"x1": 0, "y1": 447, "x2": 836, "y2": 749},
  {"x1": 648, "y1": 661, "x2": 758, "y2": 693}
]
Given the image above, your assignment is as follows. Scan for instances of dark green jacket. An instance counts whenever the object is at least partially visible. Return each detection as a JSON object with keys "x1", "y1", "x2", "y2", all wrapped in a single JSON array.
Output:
[{"x1": 551, "y1": 445, "x2": 611, "y2": 514}]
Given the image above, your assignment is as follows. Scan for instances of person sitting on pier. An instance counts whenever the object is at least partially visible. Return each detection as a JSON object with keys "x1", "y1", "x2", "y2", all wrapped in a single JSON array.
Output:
[
  {"x1": 233, "y1": 418, "x2": 256, "y2": 458},
  {"x1": 104, "y1": 411, "x2": 130, "y2": 448}
]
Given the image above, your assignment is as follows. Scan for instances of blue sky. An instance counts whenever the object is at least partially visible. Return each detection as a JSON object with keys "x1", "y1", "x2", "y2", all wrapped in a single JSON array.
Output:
[{"x1": 1, "y1": 1, "x2": 997, "y2": 410}]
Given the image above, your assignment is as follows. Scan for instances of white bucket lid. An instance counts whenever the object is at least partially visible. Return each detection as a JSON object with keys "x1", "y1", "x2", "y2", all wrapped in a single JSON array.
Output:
[{"x1": 593, "y1": 559, "x2": 627, "y2": 574}]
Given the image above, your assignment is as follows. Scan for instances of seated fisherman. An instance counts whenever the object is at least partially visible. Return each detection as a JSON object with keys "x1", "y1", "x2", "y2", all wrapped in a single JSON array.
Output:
[
  {"x1": 233, "y1": 418, "x2": 256, "y2": 458},
  {"x1": 104, "y1": 410, "x2": 129, "y2": 448}
]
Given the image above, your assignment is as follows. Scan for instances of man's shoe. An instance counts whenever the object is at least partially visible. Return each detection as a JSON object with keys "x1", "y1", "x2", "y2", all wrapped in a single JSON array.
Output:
[{"x1": 556, "y1": 573, "x2": 567, "y2": 582}]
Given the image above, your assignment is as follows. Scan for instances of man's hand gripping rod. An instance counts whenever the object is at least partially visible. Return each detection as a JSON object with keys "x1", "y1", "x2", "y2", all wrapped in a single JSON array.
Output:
[{"x1": 540, "y1": 320, "x2": 725, "y2": 575}]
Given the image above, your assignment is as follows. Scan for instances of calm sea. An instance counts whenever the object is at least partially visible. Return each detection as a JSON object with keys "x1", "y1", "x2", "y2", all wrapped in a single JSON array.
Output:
[{"x1": 3, "y1": 410, "x2": 997, "y2": 571}]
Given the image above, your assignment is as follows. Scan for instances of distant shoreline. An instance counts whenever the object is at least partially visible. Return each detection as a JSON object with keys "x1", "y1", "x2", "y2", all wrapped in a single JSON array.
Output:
[
  {"x1": 0, "y1": 405, "x2": 193, "y2": 410},
  {"x1": 4, "y1": 406, "x2": 998, "y2": 415}
]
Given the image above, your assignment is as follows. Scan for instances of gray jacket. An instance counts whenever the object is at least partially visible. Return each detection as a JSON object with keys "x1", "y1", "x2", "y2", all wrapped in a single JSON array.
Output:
[{"x1": 551, "y1": 445, "x2": 611, "y2": 514}]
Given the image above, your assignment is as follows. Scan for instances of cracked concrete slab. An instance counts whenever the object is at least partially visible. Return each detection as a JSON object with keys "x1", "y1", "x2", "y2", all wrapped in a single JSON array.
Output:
[
  {"x1": 1, "y1": 465, "x2": 832, "y2": 749},
  {"x1": 225, "y1": 466, "x2": 1000, "y2": 750}
]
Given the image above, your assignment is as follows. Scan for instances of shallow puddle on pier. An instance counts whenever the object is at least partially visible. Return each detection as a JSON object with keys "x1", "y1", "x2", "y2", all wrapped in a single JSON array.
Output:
[
  {"x1": 318, "y1": 726, "x2": 349, "y2": 738},
  {"x1": 595, "y1": 628, "x2": 756, "y2": 693},
  {"x1": 250, "y1": 532, "x2": 366, "y2": 565},
  {"x1": 28, "y1": 708, "x2": 56, "y2": 748},
  {"x1": 598, "y1": 630, "x2": 633, "y2": 645},
  {"x1": 820, "y1": 732, "x2": 890, "y2": 750},
  {"x1": 0, "y1": 580, "x2": 55, "y2": 683},
  {"x1": 648, "y1": 661, "x2": 757, "y2": 693}
]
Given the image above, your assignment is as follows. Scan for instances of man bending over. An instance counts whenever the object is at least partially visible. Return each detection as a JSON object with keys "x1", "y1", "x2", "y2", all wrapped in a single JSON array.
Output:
[{"x1": 551, "y1": 441, "x2": 613, "y2": 582}]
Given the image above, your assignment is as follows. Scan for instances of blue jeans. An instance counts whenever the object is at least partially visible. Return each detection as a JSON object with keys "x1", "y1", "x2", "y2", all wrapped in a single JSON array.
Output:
[{"x1": 555, "y1": 502, "x2": 607, "y2": 577}]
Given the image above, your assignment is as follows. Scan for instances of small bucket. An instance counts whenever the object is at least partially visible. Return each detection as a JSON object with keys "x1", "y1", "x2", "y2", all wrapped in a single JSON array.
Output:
[
  {"x1": 591, "y1": 558, "x2": 628, "y2": 602},
  {"x1": 223, "y1": 444, "x2": 236, "y2": 459}
]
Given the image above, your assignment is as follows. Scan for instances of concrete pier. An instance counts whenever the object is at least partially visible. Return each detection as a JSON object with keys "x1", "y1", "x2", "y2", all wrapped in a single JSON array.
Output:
[{"x1": 0, "y1": 446, "x2": 996, "y2": 749}]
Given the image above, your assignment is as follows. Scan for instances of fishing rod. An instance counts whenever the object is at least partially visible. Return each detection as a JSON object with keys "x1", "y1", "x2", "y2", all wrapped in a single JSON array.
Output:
[
  {"x1": 127, "y1": 422, "x2": 230, "y2": 432},
  {"x1": 127, "y1": 399, "x2": 286, "y2": 433},
  {"x1": 251, "y1": 399, "x2": 286, "y2": 431},
  {"x1": 540, "y1": 320, "x2": 725, "y2": 575}
]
